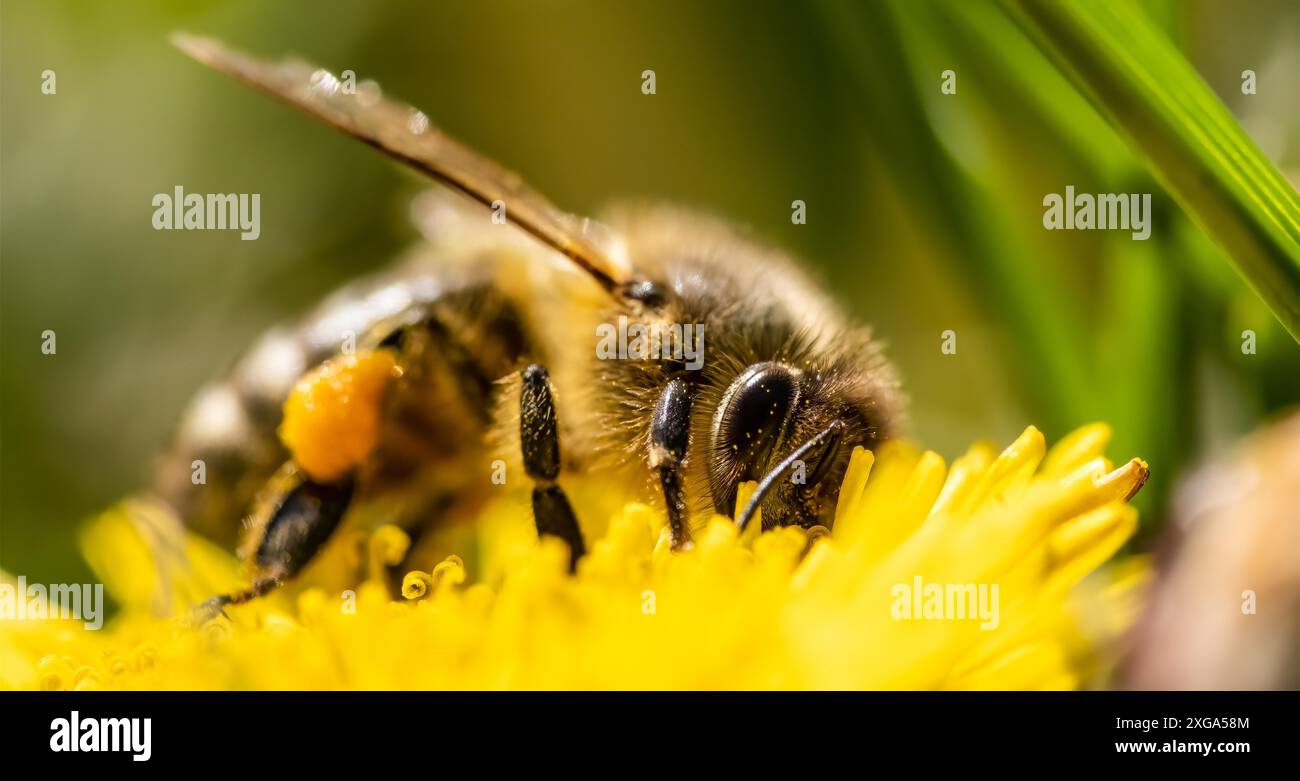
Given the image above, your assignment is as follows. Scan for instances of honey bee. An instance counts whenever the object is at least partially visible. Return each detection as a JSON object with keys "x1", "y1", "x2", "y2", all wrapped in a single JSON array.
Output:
[{"x1": 162, "y1": 35, "x2": 903, "y2": 618}]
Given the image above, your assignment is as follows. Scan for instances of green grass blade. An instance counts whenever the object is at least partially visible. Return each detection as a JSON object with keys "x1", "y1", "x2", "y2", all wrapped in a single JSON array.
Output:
[
  {"x1": 813, "y1": 0, "x2": 1098, "y2": 433},
  {"x1": 1004, "y1": 0, "x2": 1300, "y2": 342}
]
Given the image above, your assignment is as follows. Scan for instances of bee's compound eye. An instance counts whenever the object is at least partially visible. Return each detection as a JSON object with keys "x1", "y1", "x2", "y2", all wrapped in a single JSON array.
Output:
[{"x1": 709, "y1": 362, "x2": 801, "y2": 511}]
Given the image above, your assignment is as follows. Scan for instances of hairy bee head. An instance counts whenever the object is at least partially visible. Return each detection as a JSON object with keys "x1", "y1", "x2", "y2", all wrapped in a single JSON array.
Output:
[{"x1": 709, "y1": 353, "x2": 897, "y2": 531}]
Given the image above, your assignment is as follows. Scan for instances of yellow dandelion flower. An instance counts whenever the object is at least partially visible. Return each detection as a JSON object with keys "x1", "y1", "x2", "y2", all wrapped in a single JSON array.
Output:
[{"x1": 0, "y1": 424, "x2": 1148, "y2": 690}]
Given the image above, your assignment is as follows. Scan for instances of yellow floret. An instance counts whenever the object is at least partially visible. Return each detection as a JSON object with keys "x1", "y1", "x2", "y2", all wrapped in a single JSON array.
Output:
[{"x1": 278, "y1": 350, "x2": 400, "y2": 482}]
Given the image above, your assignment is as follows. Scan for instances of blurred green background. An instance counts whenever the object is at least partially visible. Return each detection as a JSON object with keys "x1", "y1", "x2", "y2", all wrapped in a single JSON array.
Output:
[{"x1": 3, "y1": 0, "x2": 1298, "y2": 583}]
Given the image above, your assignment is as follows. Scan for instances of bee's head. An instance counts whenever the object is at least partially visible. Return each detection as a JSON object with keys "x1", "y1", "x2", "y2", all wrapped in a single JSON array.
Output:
[{"x1": 708, "y1": 359, "x2": 895, "y2": 531}]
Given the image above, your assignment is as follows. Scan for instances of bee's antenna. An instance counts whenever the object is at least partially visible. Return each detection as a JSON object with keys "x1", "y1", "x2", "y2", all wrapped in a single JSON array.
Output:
[
  {"x1": 170, "y1": 32, "x2": 630, "y2": 296},
  {"x1": 735, "y1": 420, "x2": 844, "y2": 533}
]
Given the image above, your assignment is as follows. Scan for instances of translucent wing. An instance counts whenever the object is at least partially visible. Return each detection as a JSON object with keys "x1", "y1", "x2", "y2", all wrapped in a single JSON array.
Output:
[{"x1": 172, "y1": 33, "x2": 627, "y2": 294}]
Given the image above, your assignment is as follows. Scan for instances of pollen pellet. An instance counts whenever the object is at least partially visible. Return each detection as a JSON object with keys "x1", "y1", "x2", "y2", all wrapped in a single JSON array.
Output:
[{"x1": 279, "y1": 350, "x2": 400, "y2": 482}]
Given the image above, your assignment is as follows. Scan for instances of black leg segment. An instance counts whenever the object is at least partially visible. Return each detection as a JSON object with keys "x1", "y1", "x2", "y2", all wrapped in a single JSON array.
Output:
[
  {"x1": 520, "y1": 364, "x2": 585, "y2": 569},
  {"x1": 191, "y1": 471, "x2": 355, "y2": 624},
  {"x1": 254, "y1": 473, "x2": 355, "y2": 576},
  {"x1": 650, "y1": 377, "x2": 694, "y2": 548}
]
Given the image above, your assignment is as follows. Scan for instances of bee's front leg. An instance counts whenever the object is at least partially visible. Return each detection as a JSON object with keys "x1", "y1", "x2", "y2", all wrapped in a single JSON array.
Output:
[
  {"x1": 649, "y1": 377, "x2": 694, "y2": 549},
  {"x1": 519, "y1": 364, "x2": 585, "y2": 571}
]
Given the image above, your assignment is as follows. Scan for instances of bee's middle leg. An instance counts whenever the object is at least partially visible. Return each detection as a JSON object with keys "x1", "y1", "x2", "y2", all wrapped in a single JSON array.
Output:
[{"x1": 519, "y1": 364, "x2": 585, "y2": 570}]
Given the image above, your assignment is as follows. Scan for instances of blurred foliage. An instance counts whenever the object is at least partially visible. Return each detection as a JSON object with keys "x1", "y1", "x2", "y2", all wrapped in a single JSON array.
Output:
[
  {"x1": 1008, "y1": 0, "x2": 1300, "y2": 340},
  {"x1": 3, "y1": 0, "x2": 1298, "y2": 580}
]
